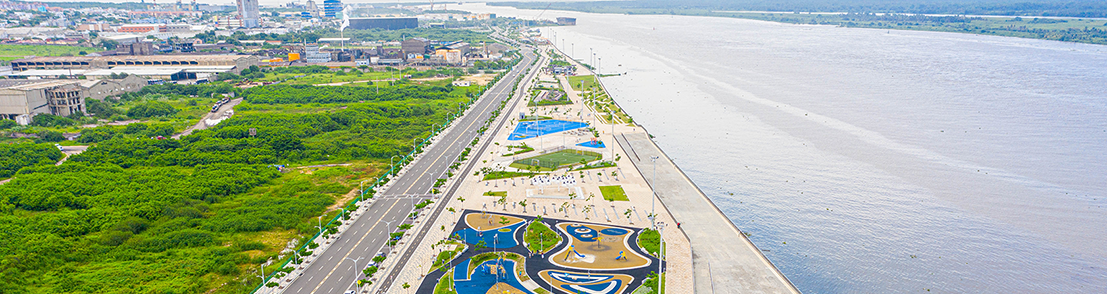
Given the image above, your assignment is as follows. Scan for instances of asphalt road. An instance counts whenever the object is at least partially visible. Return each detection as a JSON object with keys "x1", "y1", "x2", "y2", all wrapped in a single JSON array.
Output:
[
  {"x1": 281, "y1": 50, "x2": 538, "y2": 294},
  {"x1": 374, "y1": 50, "x2": 543, "y2": 293}
]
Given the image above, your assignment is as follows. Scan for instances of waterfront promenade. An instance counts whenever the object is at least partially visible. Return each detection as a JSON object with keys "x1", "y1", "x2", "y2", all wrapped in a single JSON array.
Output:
[{"x1": 617, "y1": 132, "x2": 799, "y2": 293}]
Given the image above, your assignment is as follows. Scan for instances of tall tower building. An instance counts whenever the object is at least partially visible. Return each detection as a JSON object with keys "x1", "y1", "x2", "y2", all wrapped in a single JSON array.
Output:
[
  {"x1": 323, "y1": 0, "x2": 341, "y2": 18},
  {"x1": 236, "y1": 0, "x2": 260, "y2": 28}
]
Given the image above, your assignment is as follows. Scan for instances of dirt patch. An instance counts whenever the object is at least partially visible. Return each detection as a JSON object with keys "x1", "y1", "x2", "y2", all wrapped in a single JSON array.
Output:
[
  {"x1": 461, "y1": 74, "x2": 496, "y2": 86},
  {"x1": 326, "y1": 187, "x2": 360, "y2": 213},
  {"x1": 486, "y1": 282, "x2": 527, "y2": 294},
  {"x1": 465, "y1": 213, "x2": 525, "y2": 230}
]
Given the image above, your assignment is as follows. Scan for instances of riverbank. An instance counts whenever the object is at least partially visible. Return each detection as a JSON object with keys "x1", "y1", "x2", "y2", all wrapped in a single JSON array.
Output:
[
  {"x1": 490, "y1": 2, "x2": 1107, "y2": 45},
  {"x1": 558, "y1": 44, "x2": 799, "y2": 293}
]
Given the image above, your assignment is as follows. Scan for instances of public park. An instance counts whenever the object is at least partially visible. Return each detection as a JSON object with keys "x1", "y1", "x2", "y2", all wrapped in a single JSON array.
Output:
[{"x1": 418, "y1": 211, "x2": 660, "y2": 294}]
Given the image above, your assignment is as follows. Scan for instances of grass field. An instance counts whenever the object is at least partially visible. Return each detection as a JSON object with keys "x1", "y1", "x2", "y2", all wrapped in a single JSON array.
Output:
[
  {"x1": 482, "y1": 171, "x2": 536, "y2": 181},
  {"x1": 569, "y1": 75, "x2": 633, "y2": 125},
  {"x1": 483, "y1": 191, "x2": 507, "y2": 197},
  {"x1": 599, "y1": 185, "x2": 629, "y2": 201},
  {"x1": 567, "y1": 75, "x2": 600, "y2": 91},
  {"x1": 0, "y1": 44, "x2": 102, "y2": 63},
  {"x1": 511, "y1": 149, "x2": 602, "y2": 171},
  {"x1": 524, "y1": 221, "x2": 561, "y2": 254}
]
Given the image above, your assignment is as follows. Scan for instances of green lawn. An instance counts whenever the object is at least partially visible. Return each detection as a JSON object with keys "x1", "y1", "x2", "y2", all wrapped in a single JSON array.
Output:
[
  {"x1": 502, "y1": 144, "x2": 535, "y2": 156},
  {"x1": 599, "y1": 185, "x2": 629, "y2": 201},
  {"x1": 0, "y1": 44, "x2": 102, "y2": 63},
  {"x1": 511, "y1": 149, "x2": 602, "y2": 171},
  {"x1": 482, "y1": 191, "x2": 507, "y2": 197},
  {"x1": 524, "y1": 221, "x2": 561, "y2": 254},
  {"x1": 482, "y1": 171, "x2": 536, "y2": 181},
  {"x1": 429, "y1": 240, "x2": 465, "y2": 273},
  {"x1": 637, "y1": 228, "x2": 661, "y2": 257},
  {"x1": 567, "y1": 75, "x2": 599, "y2": 91},
  {"x1": 433, "y1": 272, "x2": 456, "y2": 294}
]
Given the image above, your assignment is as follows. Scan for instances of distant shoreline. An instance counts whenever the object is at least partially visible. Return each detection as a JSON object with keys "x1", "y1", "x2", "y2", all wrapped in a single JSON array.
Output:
[{"x1": 490, "y1": 3, "x2": 1107, "y2": 46}]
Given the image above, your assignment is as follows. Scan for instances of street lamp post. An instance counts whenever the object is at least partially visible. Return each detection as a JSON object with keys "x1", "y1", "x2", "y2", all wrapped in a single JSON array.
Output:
[
  {"x1": 345, "y1": 256, "x2": 365, "y2": 293},
  {"x1": 359, "y1": 180, "x2": 369, "y2": 203},
  {"x1": 658, "y1": 223, "x2": 666, "y2": 294},
  {"x1": 384, "y1": 220, "x2": 395, "y2": 247},
  {"x1": 414, "y1": 138, "x2": 425, "y2": 154},
  {"x1": 650, "y1": 156, "x2": 659, "y2": 229}
]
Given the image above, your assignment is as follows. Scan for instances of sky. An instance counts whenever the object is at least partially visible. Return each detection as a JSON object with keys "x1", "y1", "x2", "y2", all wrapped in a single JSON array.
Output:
[{"x1": 30, "y1": 0, "x2": 583, "y2": 7}]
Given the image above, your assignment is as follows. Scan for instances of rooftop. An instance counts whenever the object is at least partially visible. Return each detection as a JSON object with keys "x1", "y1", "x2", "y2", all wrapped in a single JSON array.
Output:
[
  {"x1": 12, "y1": 55, "x2": 251, "y2": 63},
  {"x1": 0, "y1": 80, "x2": 79, "y2": 91}
]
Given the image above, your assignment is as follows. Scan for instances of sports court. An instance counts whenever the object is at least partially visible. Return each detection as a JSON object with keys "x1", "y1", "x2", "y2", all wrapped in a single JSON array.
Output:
[{"x1": 508, "y1": 119, "x2": 589, "y2": 141}]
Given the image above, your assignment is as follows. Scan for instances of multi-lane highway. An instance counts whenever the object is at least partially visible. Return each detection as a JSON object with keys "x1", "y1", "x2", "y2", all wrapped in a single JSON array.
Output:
[
  {"x1": 374, "y1": 50, "x2": 545, "y2": 293},
  {"x1": 281, "y1": 50, "x2": 537, "y2": 294}
]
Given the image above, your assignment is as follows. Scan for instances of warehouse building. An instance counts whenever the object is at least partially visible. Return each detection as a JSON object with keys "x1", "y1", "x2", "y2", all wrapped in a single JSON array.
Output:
[
  {"x1": 80, "y1": 75, "x2": 148, "y2": 100},
  {"x1": 9, "y1": 55, "x2": 259, "y2": 74},
  {"x1": 0, "y1": 80, "x2": 87, "y2": 124}
]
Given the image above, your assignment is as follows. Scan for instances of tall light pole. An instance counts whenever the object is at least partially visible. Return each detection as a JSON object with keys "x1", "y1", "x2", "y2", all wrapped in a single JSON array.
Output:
[
  {"x1": 384, "y1": 220, "x2": 395, "y2": 247},
  {"x1": 658, "y1": 223, "x2": 665, "y2": 294},
  {"x1": 650, "y1": 156, "x2": 659, "y2": 229},
  {"x1": 414, "y1": 138, "x2": 425, "y2": 154},
  {"x1": 345, "y1": 256, "x2": 365, "y2": 293}
]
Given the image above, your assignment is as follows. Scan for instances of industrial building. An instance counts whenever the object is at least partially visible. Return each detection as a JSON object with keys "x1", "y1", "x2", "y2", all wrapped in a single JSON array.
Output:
[
  {"x1": 0, "y1": 80, "x2": 87, "y2": 124},
  {"x1": 348, "y1": 17, "x2": 418, "y2": 30},
  {"x1": 79, "y1": 75, "x2": 148, "y2": 100},
  {"x1": 323, "y1": 0, "x2": 341, "y2": 18},
  {"x1": 9, "y1": 55, "x2": 259, "y2": 74},
  {"x1": 557, "y1": 17, "x2": 576, "y2": 26},
  {"x1": 402, "y1": 38, "x2": 431, "y2": 55}
]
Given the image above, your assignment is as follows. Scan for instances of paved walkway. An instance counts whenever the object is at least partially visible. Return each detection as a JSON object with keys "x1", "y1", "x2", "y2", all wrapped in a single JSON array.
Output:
[
  {"x1": 173, "y1": 98, "x2": 242, "y2": 139},
  {"x1": 616, "y1": 133, "x2": 799, "y2": 293}
]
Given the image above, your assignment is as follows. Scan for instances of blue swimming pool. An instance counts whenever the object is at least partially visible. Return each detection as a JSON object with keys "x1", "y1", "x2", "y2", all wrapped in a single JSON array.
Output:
[
  {"x1": 508, "y1": 120, "x2": 589, "y2": 141},
  {"x1": 576, "y1": 140, "x2": 606, "y2": 148},
  {"x1": 454, "y1": 222, "x2": 523, "y2": 249}
]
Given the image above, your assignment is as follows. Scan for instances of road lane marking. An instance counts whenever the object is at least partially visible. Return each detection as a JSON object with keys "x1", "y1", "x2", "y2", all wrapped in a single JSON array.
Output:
[
  {"x1": 397, "y1": 74, "x2": 517, "y2": 196},
  {"x1": 308, "y1": 199, "x2": 400, "y2": 294}
]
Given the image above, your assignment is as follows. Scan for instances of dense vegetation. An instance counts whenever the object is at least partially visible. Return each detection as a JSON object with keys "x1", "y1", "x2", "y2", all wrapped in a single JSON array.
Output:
[
  {"x1": 243, "y1": 83, "x2": 465, "y2": 104},
  {"x1": 0, "y1": 68, "x2": 490, "y2": 292},
  {"x1": 0, "y1": 162, "x2": 333, "y2": 293},
  {"x1": 0, "y1": 143, "x2": 64, "y2": 178}
]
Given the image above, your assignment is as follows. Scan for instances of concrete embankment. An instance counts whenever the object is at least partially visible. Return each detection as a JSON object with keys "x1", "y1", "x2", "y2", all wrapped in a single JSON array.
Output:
[{"x1": 616, "y1": 132, "x2": 799, "y2": 293}]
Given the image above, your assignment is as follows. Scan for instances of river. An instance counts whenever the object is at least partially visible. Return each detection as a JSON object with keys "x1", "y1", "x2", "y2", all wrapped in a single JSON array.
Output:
[{"x1": 459, "y1": 4, "x2": 1107, "y2": 293}]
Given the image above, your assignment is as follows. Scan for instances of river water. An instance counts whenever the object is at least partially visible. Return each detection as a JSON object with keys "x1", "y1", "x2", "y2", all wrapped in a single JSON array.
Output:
[{"x1": 461, "y1": 4, "x2": 1107, "y2": 293}]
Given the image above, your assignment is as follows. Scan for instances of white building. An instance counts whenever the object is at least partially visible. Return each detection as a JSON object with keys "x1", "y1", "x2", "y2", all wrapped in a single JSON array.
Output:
[{"x1": 237, "y1": 0, "x2": 260, "y2": 28}]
